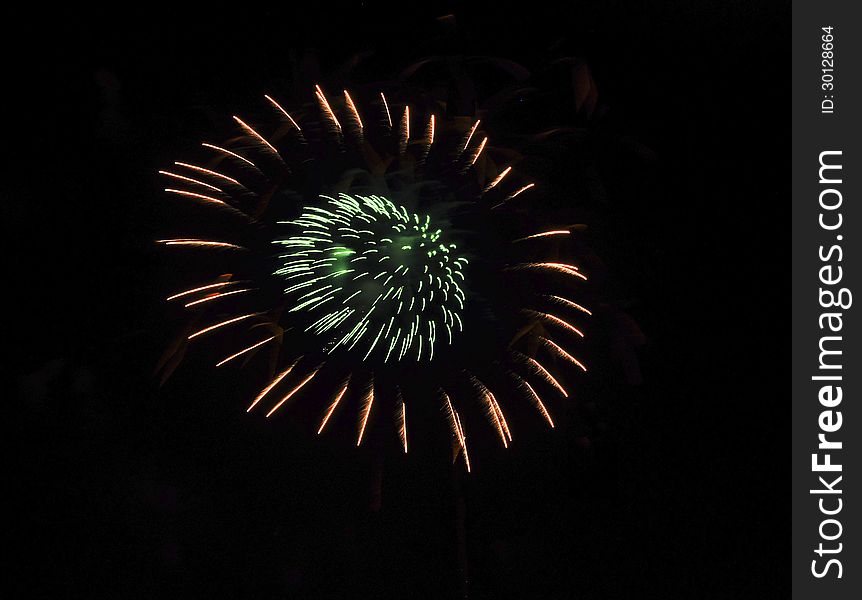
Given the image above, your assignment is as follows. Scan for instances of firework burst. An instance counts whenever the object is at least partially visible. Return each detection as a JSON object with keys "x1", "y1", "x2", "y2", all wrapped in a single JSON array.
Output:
[
  {"x1": 275, "y1": 193, "x2": 467, "y2": 362},
  {"x1": 157, "y1": 85, "x2": 592, "y2": 470}
]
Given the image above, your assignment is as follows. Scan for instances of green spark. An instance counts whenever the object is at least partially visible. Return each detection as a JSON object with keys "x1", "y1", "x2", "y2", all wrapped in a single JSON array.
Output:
[{"x1": 273, "y1": 193, "x2": 468, "y2": 362}]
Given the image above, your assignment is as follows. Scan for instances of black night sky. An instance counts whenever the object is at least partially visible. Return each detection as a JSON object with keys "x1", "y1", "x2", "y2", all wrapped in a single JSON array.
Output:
[{"x1": 10, "y1": 2, "x2": 789, "y2": 598}]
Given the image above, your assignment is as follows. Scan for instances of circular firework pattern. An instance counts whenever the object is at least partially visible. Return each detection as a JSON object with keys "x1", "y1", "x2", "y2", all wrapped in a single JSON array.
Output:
[{"x1": 157, "y1": 84, "x2": 592, "y2": 470}]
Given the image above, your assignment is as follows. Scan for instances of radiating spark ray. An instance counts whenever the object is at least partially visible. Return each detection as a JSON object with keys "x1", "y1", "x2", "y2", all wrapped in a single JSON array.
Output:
[
  {"x1": 482, "y1": 166, "x2": 512, "y2": 194},
  {"x1": 399, "y1": 106, "x2": 410, "y2": 153},
  {"x1": 157, "y1": 239, "x2": 246, "y2": 250},
  {"x1": 545, "y1": 295, "x2": 592, "y2": 316},
  {"x1": 541, "y1": 337, "x2": 588, "y2": 372},
  {"x1": 318, "y1": 378, "x2": 350, "y2": 434},
  {"x1": 443, "y1": 391, "x2": 471, "y2": 472},
  {"x1": 188, "y1": 313, "x2": 258, "y2": 340},
  {"x1": 443, "y1": 392, "x2": 459, "y2": 439},
  {"x1": 233, "y1": 116, "x2": 281, "y2": 156},
  {"x1": 247, "y1": 361, "x2": 298, "y2": 412},
  {"x1": 166, "y1": 281, "x2": 236, "y2": 301},
  {"x1": 315, "y1": 85, "x2": 342, "y2": 132},
  {"x1": 264, "y1": 94, "x2": 301, "y2": 131},
  {"x1": 343, "y1": 90, "x2": 363, "y2": 131},
  {"x1": 184, "y1": 288, "x2": 253, "y2": 308},
  {"x1": 380, "y1": 92, "x2": 393, "y2": 128},
  {"x1": 201, "y1": 142, "x2": 257, "y2": 167},
  {"x1": 399, "y1": 402, "x2": 408, "y2": 453},
  {"x1": 455, "y1": 412, "x2": 471, "y2": 472},
  {"x1": 175, "y1": 162, "x2": 241, "y2": 186},
  {"x1": 471, "y1": 376, "x2": 509, "y2": 447},
  {"x1": 506, "y1": 183, "x2": 535, "y2": 200},
  {"x1": 164, "y1": 188, "x2": 228, "y2": 206},
  {"x1": 461, "y1": 120, "x2": 480, "y2": 154},
  {"x1": 216, "y1": 336, "x2": 276, "y2": 367},
  {"x1": 159, "y1": 171, "x2": 222, "y2": 192},
  {"x1": 493, "y1": 183, "x2": 536, "y2": 209},
  {"x1": 512, "y1": 372, "x2": 555, "y2": 427},
  {"x1": 356, "y1": 382, "x2": 374, "y2": 446},
  {"x1": 470, "y1": 137, "x2": 488, "y2": 166},
  {"x1": 523, "y1": 309, "x2": 585, "y2": 337},
  {"x1": 266, "y1": 369, "x2": 319, "y2": 417},
  {"x1": 524, "y1": 356, "x2": 569, "y2": 398},
  {"x1": 508, "y1": 262, "x2": 587, "y2": 280},
  {"x1": 486, "y1": 397, "x2": 507, "y2": 447},
  {"x1": 513, "y1": 230, "x2": 570, "y2": 243},
  {"x1": 492, "y1": 392, "x2": 513, "y2": 442}
]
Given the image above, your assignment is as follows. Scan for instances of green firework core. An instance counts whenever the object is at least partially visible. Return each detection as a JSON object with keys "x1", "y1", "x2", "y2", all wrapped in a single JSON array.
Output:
[{"x1": 274, "y1": 193, "x2": 467, "y2": 362}]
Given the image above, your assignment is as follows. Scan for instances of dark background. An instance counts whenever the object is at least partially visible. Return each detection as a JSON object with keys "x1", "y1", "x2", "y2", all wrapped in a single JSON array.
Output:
[{"x1": 9, "y1": 2, "x2": 789, "y2": 598}]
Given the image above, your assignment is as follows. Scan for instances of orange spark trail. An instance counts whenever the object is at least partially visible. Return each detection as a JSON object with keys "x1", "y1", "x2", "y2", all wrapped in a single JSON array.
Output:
[
  {"x1": 201, "y1": 142, "x2": 257, "y2": 167},
  {"x1": 488, "y1": 390, "x2": 512, "y2": 442},
  {"x1": 399, "y1": 402, "x2": 408, "y2": 453},
  {"x1": 175, "y1": 162, "x2": 241, "y2": 186},
  {"x1": 314, "y1": 85, "x2": 342, "y2": 132},
  {"x1": 318, "y1": 378, "x2": 350, "y2": 434},
  {"x1": 420, "y1": 115, "x2": 435, "y2": 161},
  {"x1": 399, "y1": 106, "x2": 410, "y2": 152},
  {"x1": 513, "y1": 230, "x2": 571, "y2": 243},
  {"x1": 470, "y1": 137, "x2": 488, "y2": 166},
  {"x1": 216, "y1": 336, "x2": 276, "y2": 367},
  {"x1": 541, "y1": 337, "x2": 588, "y2": 372},
  {"x1": 455, "y1": 412, "x2": 471, "y2": 472},
  {"x1": 506, "y1": 183, "x2": 535, "y2": 200},
  {"x1": 546, "y1": 295, "x2": 593, "y2": 316},
  {"x1": 157, "y1": 239, "x2": 246, "y2": 250},
  {"x1": 233, "y1": 116, "x2": 280, "y2": 155},
  {"x1": 266, "y1": 369, "x2": 319, "y2": 417},
  {"x1": 492, "y1": 183, "x2": 537, "y2": 209},
  {"x1": 404, "y1": 106, "x2": 410, "y2": 140},
  {"x1": 356, "y1": 382, "x2": 374, "y2": 446},
  {"x1": 247, "y1": 361, "x2": 298, "y2": 412},
  {"x1": 472, "y1": 377, "x2": 509, "y2": 447},
  {"x1": 187, "y1": 313, "x2": 257, "y2": 340},
  {"x1": 184, "y1": 288, "x2": 252, "y2": 308},
  {"x1": 166, "y1": 281, "x2": 236, "y2": 301},
  {"x1": 164, "y1": 188, "x2": 228, "y2": 207},
  {"x1": 380, "y1": 92, "x2": 393, "y2": 128},
  {"x1": 513, "y1": 373, "x2": 554, "y2": 428},
  {"x1": 510, "y1": 262, "x2": 588, "y2": 280},
  {"x1": 483, "y1": 166, "x2": 512, "y2": 193},
  {"x1": 484, "y1": 391, "x2": 507, "y2": 447},
  {"x1": 343, "y1": 90, "x2": 364, "y2": 131},
  {"x1": 159, "y1": 171, "x2": 222, "y2": 192},
  {"x1": 443, "y1": 392, "x2": 458, "y2": 435},
  {"x1": 443, "y1": 391, "x2": 471, "y2": 472},
  {"x1": 264, "y1": 94, "x2": 301, "y2": 131},
  {"x1": 462, "y1": 120, "x2": 480, "y2": 153},
  {"x1": 523, "y1": 310, "x2": 585, "y2": 338},
  {"x1": 526, "y1": 357, "x2": 569, "y2": 398}
]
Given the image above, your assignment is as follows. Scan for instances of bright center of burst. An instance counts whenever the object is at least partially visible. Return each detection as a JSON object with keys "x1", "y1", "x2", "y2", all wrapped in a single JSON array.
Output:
[{"x1": 274, "y1": 193, "x2": 467, "y2": 362}]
